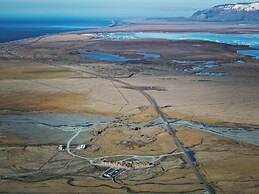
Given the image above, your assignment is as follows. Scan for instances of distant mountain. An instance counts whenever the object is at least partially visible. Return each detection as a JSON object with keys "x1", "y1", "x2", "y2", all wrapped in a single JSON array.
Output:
[{"x1": 190, "y1": 2, "x2": 259, "y2": 23}]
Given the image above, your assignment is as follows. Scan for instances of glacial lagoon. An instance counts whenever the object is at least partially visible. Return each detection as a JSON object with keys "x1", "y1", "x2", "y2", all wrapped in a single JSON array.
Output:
[
  {"x1": 95, "y1": 32, "x2": 259, "y2": 58},
  {"x1": 81, "y1": 51, "x2": 160, "y2": 62}
]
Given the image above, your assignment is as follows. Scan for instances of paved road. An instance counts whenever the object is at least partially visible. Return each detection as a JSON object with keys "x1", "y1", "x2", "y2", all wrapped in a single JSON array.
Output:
[
  {"x1": 139, "y1": 89, "x2": 215, "y2": 194},
  {"x1": 62, "y1": 65, "x2": 215, "y2": 194},
  {"x1": 66, "y1": 128, "x2": 94, "y2": 163}
]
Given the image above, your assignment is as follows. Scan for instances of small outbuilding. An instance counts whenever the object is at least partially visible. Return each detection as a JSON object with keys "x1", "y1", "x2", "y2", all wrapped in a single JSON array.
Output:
[
  {"x1": 75, "y1": 144, "x2": 87, "y2": 150},
  {"x1": 58, "y1": 145, "x2": 66, "y2": 152}
]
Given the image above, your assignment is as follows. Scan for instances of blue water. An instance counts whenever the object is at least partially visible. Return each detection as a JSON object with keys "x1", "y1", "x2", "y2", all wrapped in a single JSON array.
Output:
[
  {"x1": 81, "y1": 51, "x2": 160, "y2": 62},
  {"x1": 137, "y1": 52, "x2": 160, "y2": 59},
  {"x1": 95, "y1": 32, "x2": 259, "y2": 58},
  {"x1": 188, "y1": 151, "x2": 196, "y2": 162},
  {"x1": 81, "y1": 52, "x2": 138, "y2": 62},
  {"x1": 237, "y1": 50, "x2": 259, "y2": 59},
  {"x1": 196, "y1": 72, "x2": 227, "y2": 77},
  {"x1": 0, "y1": 17, "x2": 112, "y2": 43},
  {"x1": 95, "y1": 32, "x2": 259, "y2": 48}
]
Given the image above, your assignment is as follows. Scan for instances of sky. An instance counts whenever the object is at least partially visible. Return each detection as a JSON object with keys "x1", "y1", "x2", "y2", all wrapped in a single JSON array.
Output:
[{"x1": 0, "y1": 0, "x2": 256, "y2": 18}]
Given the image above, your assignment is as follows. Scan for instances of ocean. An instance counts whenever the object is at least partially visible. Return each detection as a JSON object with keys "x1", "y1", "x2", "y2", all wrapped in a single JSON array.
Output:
[{"x1": 0, "y1": 17, "x2": 113, "y2": 43}]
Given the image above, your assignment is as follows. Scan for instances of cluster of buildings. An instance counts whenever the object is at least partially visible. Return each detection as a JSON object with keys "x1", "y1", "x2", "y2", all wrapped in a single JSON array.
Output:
[
  {"x1": 99, "y1": 160, "x2": 153, "y2": 169},
  {"x1": 58, "y1": 144, "x2": 86, "y2": 152}
]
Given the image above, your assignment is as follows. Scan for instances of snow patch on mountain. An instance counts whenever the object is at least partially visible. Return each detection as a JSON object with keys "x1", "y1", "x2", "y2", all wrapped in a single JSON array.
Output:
[
  {"x1": 190, "y1": 2, "x2": 259, "y2": 23},
  {"x1": 223, "y1": 2, "x2": 259, "y2": 11}
]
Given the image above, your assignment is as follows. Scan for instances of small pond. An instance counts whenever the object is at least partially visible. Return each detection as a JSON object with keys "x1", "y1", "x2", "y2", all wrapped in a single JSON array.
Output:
[
  {"x1": 137, "y1": 52, "x2": 160, "y2": 59},
  {"x1": 81, "y1": 51, "x2": 160, "y2": 62},
  {"x1": 237, "y1": 50, "x2": 259, "y2": 59},
  {"x1": 196, "y1": 72, "x2": 226, "y2": 77}
]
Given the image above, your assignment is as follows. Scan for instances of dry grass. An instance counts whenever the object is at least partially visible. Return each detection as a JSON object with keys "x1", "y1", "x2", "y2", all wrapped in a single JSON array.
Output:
[
  {"x1": 165, "y1": 110, "x2": 259, "y2": 128},
  {"x1": 0, "y1": 65, "x2": 77, "y2": 80},
  {"x1": 0, "y1": 92, "x2": 87, "y2": 113},
  {"x1": 126, "y1": 106, "x2": 158, "y2": 124},
  {"x1": 176, "y1": 126, "x2": 259, "y2": 193},
  {"x1": 176, "y1": 126, "x2": 207, "y2": 148},
  {"x1": 81, "y1": 125, "x2": 177, "y2": 157},
  {"x1": 0, "y1": 139, "x2": 29, "y2": 144},
  {"x1": 203, "y1": 157, "x2": 259, "y2": 181}
]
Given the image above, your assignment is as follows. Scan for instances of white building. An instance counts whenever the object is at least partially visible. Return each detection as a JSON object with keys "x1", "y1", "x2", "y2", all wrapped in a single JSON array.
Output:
[
  {"x1": 58, "y1": 145, "x2": 66, "y2": 151},
  {"x1": 75, "y1": 144, "x2": 87, "y2": 150}
]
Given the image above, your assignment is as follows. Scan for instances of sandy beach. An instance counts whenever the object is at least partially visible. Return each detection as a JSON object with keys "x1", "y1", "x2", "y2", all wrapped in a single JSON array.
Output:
[{"x1": 88, "y1": 19, "x2": 259, "y2": 34}]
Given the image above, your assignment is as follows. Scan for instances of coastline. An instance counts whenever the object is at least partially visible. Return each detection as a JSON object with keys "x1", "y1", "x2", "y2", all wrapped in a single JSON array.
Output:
[
  {"x1": 0, "y1": 18, "x2": 115, "y2": 45},
  {"x1": 86, "y1": 19, "x2": 259, "y2": 34},
  {"x1": 2, "y1": 19, "x2": 259, "y2": 46},
  {"x1": 1, "y1": 18, "x2": 259, "y2": 194}
]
